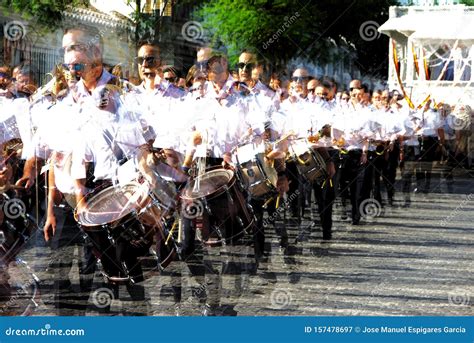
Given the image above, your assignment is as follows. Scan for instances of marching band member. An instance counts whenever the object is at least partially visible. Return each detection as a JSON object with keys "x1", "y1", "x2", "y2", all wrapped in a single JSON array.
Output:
[
  {"x1": 399, "y1": 100, "x2": 445, "y2": 206},
  {"x1": 332, "y1": 81, "x2": 371, "y2": 225}
]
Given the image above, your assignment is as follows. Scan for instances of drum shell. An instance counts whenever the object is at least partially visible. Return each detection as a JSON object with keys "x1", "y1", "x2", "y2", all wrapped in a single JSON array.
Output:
[
  {"x1": 181, "y1": 167, "x2": 254, "y2": 246},
  {"x1": 295, "y1": 148, "x2": 327, "y2": 182},
  {"x1": 75, "y1": 183, "x2": 174, "y2": 281},
  {"x1": 234, "y1": 143, "x2": 278, "y2": 198},
  {"x1": 288, "y1": 139, "x2": 327, "y2": 182},
  {"x1": 237, "y1": 155, "x2": 277, "y2": 198}
]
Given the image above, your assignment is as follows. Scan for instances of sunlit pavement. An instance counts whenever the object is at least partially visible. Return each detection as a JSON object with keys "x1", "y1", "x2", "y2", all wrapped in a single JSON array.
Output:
[{"x1": 9, "y1": 170, "x2": 474, "y2": 316}]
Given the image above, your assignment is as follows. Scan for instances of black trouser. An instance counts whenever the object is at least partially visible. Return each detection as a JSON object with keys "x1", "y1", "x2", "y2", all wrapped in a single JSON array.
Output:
[
  {"x1": 341, "y1": 149, "x2": 366, "y2": 224},
  {"x1": 336, "y1": 152, "x2": 350, "y2": 209},
  {"x1": 46, "y1": 203, "x2": 97, "y2": 311},
  {"x1": 363, "y1": 146, "x2": 387, "y2": 205},
  {"x1": 286, "y1": 161, "x2": 304, "y2": 217},
  {"x1": 401, "y1": 145, "x2": 420, "y2": 202},
  {"x1": 251, "y1": 197, "x2": 276, "y2": 258},
  {"x1": 312, "y1": 176, "x2": 335, "y2": 239},
  {"x1": 416, "y1": 136, "x2": 440, "y2": 192},
  {"x1": 383, "y1": 144, "x2": 400, "y2": 203}
]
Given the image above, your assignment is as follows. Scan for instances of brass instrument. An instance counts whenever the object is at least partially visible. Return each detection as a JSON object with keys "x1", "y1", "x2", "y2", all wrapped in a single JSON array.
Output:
[{"x1": 30, "y1": 64, "x2": 70, "y2": 104}]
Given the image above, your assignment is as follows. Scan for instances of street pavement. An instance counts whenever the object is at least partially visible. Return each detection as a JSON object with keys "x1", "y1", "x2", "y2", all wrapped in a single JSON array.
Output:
[{"x1": 3, "y1": 170, "x2": 473, "y2": 317}]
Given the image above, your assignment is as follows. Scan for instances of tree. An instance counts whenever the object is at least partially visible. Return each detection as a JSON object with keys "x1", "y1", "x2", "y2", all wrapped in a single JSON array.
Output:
[
  {"x1": 195, "y1": 0, "x2": 398, "y2": 77},
  {"x1": 0, "y1": 0, "x2": 88, "y2": 30}
]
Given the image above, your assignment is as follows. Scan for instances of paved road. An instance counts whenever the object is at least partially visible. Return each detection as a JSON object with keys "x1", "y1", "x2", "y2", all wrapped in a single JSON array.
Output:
[{"x1": 3, "y1": 173, "x2": 473, "y2": 317}]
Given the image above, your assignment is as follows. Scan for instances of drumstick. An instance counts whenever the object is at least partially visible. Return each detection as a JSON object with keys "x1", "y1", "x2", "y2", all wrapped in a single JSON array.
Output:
[
  {"x1": 165, "y1": 219, "x2": 178, "y2": 246},
  {"x1": 177, "y1": 217, "x2": 182, "y2": 243},
  {"x1": 262, "y1": 196, "x2": 274, "y2": 208},
  {"x1": 273, "y1": 131, "x2": 296, "y2": 145},
  {"x1": 275, "y1": 194, "x2": 281, "y2": 209}
]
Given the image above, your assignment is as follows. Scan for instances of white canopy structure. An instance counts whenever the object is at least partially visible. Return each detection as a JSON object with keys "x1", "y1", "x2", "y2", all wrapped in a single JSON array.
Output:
[{"x1": 378, "y1": 4, "x2": 474, "y2": 107}]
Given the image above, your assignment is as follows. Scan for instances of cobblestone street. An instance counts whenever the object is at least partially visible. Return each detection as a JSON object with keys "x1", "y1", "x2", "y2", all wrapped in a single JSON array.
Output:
[{"x1": 5, "y1": 172, "x2": 474, "y2": 317}]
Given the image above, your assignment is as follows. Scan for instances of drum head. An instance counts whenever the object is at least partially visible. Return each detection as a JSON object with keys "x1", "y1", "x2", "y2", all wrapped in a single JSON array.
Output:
[
  {"x1": 77, "y1": 183, "x2": 148, "y2": 227},
  {"x1": 182, "y1": 169, "x2": 234, "y2": 200},
  {"x1": 152, "y1": 162, "x2": 188, "y2": 183},
  {"x1": 290, "y1": 138, "x2": 310, "y2": 155},
  {"x1": 235, "y1": 142, "x2": 265, "y2": 164}
]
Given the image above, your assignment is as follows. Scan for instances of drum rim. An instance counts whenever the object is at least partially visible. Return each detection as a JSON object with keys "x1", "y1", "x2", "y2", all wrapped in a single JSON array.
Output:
[
  {"x1": 75, "y1": 181, "x2": 146, "y2": 227},
  {"x1": 180, "y1": 167, "x2": 235, "y2": 201}
]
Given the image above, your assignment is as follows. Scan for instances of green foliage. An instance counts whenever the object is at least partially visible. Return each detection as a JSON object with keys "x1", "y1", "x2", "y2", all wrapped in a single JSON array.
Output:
[
  {"x1": 196, "y1": 0, "x2": 398, "y2": 76},
  {"x1": 0, "y1": 0, "x2": 87, "y2": 30}
]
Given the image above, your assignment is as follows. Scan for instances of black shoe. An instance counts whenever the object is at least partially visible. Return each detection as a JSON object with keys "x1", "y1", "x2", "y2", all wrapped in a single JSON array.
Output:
[
  {"x1": 202, "y1": 303, "x2": 219, "y2": 316},
  {"x1": 351, "y1": 220, "x2": 360, "y2": 225},
  {"x1": 174, "y1": 303, "x2": 182, "y2": 316},
  {"x1": 279, "y1": 236, "x2": 289, "y2": 248}
]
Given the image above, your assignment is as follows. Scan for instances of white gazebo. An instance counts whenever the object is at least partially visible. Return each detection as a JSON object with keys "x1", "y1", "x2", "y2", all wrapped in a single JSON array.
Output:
[{"x1": 378, "y1": 4, "x2": 474, "y2": 107}]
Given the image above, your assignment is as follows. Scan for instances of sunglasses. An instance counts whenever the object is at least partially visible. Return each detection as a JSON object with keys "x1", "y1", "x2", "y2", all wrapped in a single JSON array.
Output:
[
  {"x1": 291, "y1": 76, "x2": 309, "y2": 82},
  {"x1": 0, "y1": 72, "x2": 10, "y2": 79},
  {"x1": 62, "y1": 63, "x2": 88, "y2": 72},
  {"x1": 135, "y1": 56, "x2": 158, "y2": 66},
  {"x1": 165, "y1": 77, "x2": 178, "y2": 82},
  {"x1": 308, "y1": 88, "x2": 316, "y2": 93},
  {"x1": 236, "y1": 62, "x2": 255, "y2": 70},
  {"x1": 349, "y1": 87, "x2": 362, "y2": 92}
]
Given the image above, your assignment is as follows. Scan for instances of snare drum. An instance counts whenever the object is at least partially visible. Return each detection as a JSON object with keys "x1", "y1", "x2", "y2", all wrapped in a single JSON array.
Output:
[
  {"x1": 75, "y1": 182, "x2": 176, "y2": 282},
  {"x1": 288, "y1": 138, "x2": 327, "y2": 182},
  {"x1": 233, "y1": 142, "x2": 278, "y2": 197},
  {"x1": 181, "y1": 167, "x2": 254, "y2": 246}
]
